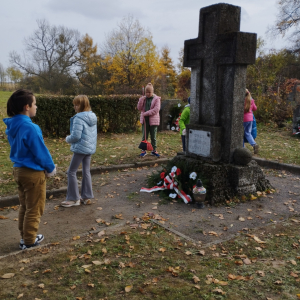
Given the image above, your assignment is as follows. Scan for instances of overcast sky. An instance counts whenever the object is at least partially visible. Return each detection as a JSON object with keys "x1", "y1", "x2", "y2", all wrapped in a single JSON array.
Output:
[{"x1": 0, "y1": 0, "x2": 286, "y2": 70}]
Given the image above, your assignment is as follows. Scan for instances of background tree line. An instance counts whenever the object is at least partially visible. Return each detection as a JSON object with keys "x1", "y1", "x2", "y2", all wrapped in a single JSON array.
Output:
[
  {"x1": 246, "y1": 0, "x2": 300, "y2": 125},
  {"x1": 3, "y1": 15, "x2": 189, "y2": 99},
  {"x1": 3, "y1": 1, "x2": 300, "y2": 125}
]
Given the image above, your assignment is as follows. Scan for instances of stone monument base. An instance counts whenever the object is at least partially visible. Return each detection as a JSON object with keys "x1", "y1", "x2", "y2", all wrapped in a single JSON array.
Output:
[{"x1": 174, "y1": 154, "x2": 272, "y2": 205}]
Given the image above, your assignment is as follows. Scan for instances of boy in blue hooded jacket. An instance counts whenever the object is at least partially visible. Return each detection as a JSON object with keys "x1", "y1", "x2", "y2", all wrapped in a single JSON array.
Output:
[{"x1": 3, "y1": 89, "x2": 56, "y2": 250}]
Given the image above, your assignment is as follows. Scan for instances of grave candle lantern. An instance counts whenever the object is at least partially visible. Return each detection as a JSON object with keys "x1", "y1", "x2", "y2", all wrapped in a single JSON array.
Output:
[{"x1": 193, "y1": 179, "x2": 206, "y2": 209}]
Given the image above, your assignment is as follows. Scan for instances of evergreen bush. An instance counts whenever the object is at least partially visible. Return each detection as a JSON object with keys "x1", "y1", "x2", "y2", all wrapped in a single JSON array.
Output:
[{"x1": 34, "y1": 95, "x2": 140, "y2": 137}]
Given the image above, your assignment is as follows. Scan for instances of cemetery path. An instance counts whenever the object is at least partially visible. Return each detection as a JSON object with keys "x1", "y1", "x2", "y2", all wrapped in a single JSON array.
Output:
[{"x1": 0, "y1": 166, "x2": 299, "y2": 257}]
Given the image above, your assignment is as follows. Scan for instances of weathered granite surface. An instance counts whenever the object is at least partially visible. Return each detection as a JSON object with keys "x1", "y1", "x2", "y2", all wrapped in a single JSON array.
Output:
[
  {"x1": 175, "y1": 3, "x2": 272, "y2": 203},
  {"x1": 232, "y1": 147, "x2": 252, "y2": 166},
  {"x1": 184, "y1": 3, "x2": 257, "y2": 163},
  {"x1": 173, "y1": 155, "x2": 272, "y2": 204}
]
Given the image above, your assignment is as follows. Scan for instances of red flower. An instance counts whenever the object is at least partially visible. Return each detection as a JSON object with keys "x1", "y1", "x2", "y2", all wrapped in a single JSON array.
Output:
[
  {"x1": 176, "y1": 168, "x2": 181, "y2": 176},
  {"x1": 160, "y1": 172, "x2": 166, "y2": 179}
]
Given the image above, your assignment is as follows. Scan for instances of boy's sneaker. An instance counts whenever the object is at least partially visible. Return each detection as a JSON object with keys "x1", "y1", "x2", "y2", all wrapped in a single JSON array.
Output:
[
  {"x1": 80, "y1": 198, "x2": 92, "y2": 205},
  {"x1": 151, "y1": 151, "x2": 160, "y2": 158},
  {"x1": 19, "y1": 234, "x2": 44, "y2": 249},
  {"x1": 61, "y1": 200, "x2": 80, "y2": 207},
  {"x1": 253, "y1": 144, "x2": 259, "y2": 154},
  {"x1": 20, "y1": 241, "x2": 41, "y2": 250},
  {"x1": 140, "y1": 151, "x2": 147, "y2": 157}
]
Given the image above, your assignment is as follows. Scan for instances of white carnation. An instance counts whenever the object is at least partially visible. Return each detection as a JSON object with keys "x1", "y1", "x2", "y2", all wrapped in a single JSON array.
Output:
[
  {"x1": 189, "y1": 172, "x2": 197, "y2": 180},
  {"x1": 171, "y1": 166, "x2": 177, "y2": 173},
  {"x1": 169, "y1": 193, "x2": 177, "y2": 199}
]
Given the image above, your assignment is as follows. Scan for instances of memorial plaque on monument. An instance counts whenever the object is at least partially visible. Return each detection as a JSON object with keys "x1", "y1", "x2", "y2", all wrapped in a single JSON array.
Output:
[
  {"x1": 183, "y1": 3, "x2": 257, "y2": 163},
  {"x1": 188, "y1": 129, "x2": 211, "y2": 157}
]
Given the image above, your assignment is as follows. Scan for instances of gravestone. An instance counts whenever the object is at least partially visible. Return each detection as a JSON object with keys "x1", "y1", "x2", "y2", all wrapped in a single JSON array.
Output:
[
  {"x1": 293, "y1": 106, "x2": 300, "y2": 134},
  {"x1": 173, "y1": 3, "x2": 272, "y2": 203},
  {"x1": 184, "y1": 3, "x2": 256, "y2": 163},
  {"x1": 158, "y1": 99, "x2": 181, "y2": 131},
  {"x1": 288, "y1": 83, "x2": 300, "y2": 133}
]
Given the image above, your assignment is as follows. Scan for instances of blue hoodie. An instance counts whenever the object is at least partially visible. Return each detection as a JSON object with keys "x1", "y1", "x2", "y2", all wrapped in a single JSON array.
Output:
[{"x1": 3, "y1": 114, "x2": 55, "y2": 173}]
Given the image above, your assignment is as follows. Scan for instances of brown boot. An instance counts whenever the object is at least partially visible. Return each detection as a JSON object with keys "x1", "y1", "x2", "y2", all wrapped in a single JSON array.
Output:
[{"x1": 253, "y1": 144, "x2": 259, "y2": 154}]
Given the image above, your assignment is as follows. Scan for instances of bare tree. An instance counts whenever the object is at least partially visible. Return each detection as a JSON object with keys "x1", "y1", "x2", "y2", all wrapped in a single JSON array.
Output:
[
  {"x1": 101, "y1": 15, "x2": 159, "y2": 92},
  {"x1": 9, "y1": 19, "x2": 82, "y2": 92},
  {"x1": 102, "y1": 15, "x2": 149, "y2": 56},
  {"x1": 268, "y1": 0, "x2": 300, "y2": 51}
]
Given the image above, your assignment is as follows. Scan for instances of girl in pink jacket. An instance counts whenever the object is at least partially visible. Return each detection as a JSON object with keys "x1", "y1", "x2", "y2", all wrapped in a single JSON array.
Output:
[
  {"x1": 244, "y1": 89, "x2": 259, "y2": 154},
  {"x1": 137, "y1": 83, "x2": 161, "y2": 157}
]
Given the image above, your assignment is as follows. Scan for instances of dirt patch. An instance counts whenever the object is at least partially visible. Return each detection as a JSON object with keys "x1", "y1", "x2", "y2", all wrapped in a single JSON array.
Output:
[{"x1": 0, "y1": 167, "x2": 300, "y2": 256}]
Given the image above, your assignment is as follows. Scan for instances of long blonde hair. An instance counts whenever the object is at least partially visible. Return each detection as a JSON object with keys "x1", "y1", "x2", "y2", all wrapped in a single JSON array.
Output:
[
  {"x1": 244, "y1": 89, "x2": 252, "y2": 113},
  {"x1": 73, "y1": 95, "x2": 91, "y2": 112}
]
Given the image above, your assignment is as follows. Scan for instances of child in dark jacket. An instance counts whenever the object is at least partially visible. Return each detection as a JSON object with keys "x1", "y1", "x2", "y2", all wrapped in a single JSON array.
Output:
[
  {"x1": 137, "y1": 83, "x2": 161, "y2": 157},
  {"x1": 3, "y1": 89, "x2": 56, "y2": 250}
]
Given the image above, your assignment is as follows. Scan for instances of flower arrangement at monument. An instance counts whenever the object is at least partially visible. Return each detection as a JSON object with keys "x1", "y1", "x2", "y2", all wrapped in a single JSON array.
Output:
[
  {"x1": 167, "y1": 102, "x2": 184, "y2": 132},
  {"x1": 171, "y1": 114, "x2": 181, "y2": 131},
  {"x1": 141, "y1": 161, "x2": 206, "y2": 204}
]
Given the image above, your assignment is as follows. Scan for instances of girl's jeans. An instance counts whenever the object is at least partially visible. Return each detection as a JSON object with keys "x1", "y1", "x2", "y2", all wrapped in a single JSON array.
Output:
[
  {"x1": 66, "y1": 153, "x2": 94, "y2": 201},
  {"x1": 243, "y1": 121, "x2": 256, "y2": 146}
]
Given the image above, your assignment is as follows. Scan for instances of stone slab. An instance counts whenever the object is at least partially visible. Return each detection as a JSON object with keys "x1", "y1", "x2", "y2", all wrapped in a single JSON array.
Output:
[{"x1": 172, "y1": 155, "x2": 272, "y2": 204}]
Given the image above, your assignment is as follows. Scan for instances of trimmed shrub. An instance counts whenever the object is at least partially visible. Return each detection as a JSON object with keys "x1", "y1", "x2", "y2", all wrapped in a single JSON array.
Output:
[{"x1": 34, "y1": 95, "x2": 140, "y2": 137}]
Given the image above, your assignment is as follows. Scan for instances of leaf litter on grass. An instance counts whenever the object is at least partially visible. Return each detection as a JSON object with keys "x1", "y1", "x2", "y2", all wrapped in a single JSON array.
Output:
[{"x1": 2, "y1": 213, "x2": 300, "y2": 299}]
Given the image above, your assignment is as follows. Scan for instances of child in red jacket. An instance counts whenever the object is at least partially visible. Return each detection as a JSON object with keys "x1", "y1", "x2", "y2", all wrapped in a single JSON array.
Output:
[{"x1": 137, "y1": 83, "x2": 161, "y2": 157}]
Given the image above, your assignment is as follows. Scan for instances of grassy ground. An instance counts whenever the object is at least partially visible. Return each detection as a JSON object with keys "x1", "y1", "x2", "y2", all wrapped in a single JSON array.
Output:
[
  {"x1": 0, "y1": 91, "x2": 12, "y2": 132},
  {"x1": 0, "y1": 89, "x2": 299, "y2": 197},
  {"x1": 245, "y1": 122, "x2": 300, "y2": 165},
  {"x1": 0, "y1": 91, "x2": 184, "y2": 196},
  {"x1": 0, "y1": 130, "x2": 183, "y2": 197},
  {"x1": 1, "y1": 90, "x2": 300, "y2": 299},
  {"x1": 1, "y1": 214, "x2": 300, "y2": 299}
]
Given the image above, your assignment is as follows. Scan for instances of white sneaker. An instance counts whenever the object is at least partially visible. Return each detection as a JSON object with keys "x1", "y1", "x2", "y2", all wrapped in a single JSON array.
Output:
[{"x1": 61, "y1": 200, "x2": 80, "y2": 207}]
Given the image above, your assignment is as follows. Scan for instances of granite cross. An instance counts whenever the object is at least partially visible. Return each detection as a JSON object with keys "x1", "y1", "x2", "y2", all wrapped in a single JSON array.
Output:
[{"x1": 184, "y1": 3, "x2": 257, "y2": 163}]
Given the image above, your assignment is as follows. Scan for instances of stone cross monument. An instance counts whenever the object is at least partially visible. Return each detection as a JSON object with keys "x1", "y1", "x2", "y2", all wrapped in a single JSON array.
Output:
[{"x1": 184, "y1": 3, "x2": 257, "y2": 163}]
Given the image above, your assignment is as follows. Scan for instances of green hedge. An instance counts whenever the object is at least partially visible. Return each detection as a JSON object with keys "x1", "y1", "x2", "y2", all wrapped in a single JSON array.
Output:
[{"x1": 34, "y1": 95, "x2": 140, "y2": 137}]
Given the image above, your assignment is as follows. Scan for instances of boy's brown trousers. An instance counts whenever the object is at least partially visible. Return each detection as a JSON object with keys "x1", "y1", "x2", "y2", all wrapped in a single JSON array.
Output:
[{"x1": 13, "y1": 167, "x2": 46, "y2": 245}]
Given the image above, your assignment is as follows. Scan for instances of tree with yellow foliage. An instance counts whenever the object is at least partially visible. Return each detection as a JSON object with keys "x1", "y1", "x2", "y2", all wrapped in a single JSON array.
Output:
[
  {"x1": 76, "y1": 34, "x2": 111, "y2": 94},
  {"x1": 102, "y1": 15, "x2": 160, "y2": 94},
  {"x1": 176, "y1": 48, "x2": 191, "y2": 101},
  {"x1": 156, "y1": 45, "x2": 177, "y2": 97}
]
